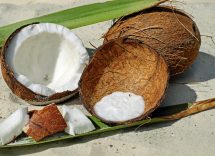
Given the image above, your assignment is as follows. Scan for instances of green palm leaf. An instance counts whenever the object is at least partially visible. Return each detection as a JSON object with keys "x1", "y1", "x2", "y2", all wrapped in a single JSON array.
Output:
[
  {"x1": 0, "y1": 0, "x2": 168, "y2": 46},
  {"x1": 0, "y1": 98, "x2": 214, "y2": 148}
]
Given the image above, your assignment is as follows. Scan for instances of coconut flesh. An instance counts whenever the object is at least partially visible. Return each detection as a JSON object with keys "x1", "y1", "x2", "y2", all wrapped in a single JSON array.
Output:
[
  {"x1": 94, "y1": 92, "x2": 145, "y2": 123},
  {"x1": 62, "y1": 105, "x2": 95, "y2": 135},
  {"x1": 0, "y1": 107, "x2": 29, "y2": 145},
  {"x1": 4, "y1": 23, "x2": 88, "y2": 99}
]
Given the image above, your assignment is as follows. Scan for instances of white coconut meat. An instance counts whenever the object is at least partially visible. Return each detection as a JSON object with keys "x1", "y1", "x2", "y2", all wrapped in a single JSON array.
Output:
[
  {"x1": 94, "y1": 92, "x2": 145, "y2": 122},
  {"x1": 62, "y1": 105, "x2": 95, "y2": 135},
  {"x1": 6, "y1": 23, "x2": 89, "y2": 96},
  {"x1": 0, "y1": 107, "x2": 29, "y2": 145}
]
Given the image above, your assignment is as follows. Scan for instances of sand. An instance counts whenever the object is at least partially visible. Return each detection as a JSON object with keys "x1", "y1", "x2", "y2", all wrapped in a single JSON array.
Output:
[{"x1": 0, "y1": 0, "x2": 214, "y2": 155}]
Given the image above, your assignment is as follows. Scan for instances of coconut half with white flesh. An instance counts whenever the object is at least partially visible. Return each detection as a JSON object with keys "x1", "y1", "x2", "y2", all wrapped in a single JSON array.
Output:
[
  {"x1": 62, "y1": 105, "x2": 95, "y2": 135},
  {"x1": 0, "y1": 107, "x2": 29, "y2": 145},
  {"x1": 1, "y1": 23, "x2": 89, "y2": 105},
  {"x1": 79, "y1": 38, "x2": 169, "y2": 124}
]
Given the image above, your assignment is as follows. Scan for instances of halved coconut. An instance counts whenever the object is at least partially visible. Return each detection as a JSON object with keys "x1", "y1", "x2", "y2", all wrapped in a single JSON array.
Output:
[
  {"x1": 1, "y1": 23, "x2": 89, "y2": 105},
  {"x1": 104, "y1": 6, "x2": 201, "y2": 75},
  {"x1": 79, "y1": 38, "x2": 169, "y2": 124}
]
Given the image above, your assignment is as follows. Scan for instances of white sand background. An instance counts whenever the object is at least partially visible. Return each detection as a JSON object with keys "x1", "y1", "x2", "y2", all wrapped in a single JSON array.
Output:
[{"x1": 0, "y1": 0, "x2": 215, "y2": 155}]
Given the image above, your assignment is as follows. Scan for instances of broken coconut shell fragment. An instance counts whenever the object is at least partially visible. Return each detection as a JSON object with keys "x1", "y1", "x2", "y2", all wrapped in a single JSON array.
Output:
[
  {"x1": 1, "y1": 23, "x2": 89, "y2": 105},
  {"x1": 104, "y1": 6, "x2": 201, "y2": 75},
  {"x1": 23, "y1": 104, "x2": 67, "y2": 141},
  {"x1": 79, "y1": 38, "x2": 169, "y2": 124}
]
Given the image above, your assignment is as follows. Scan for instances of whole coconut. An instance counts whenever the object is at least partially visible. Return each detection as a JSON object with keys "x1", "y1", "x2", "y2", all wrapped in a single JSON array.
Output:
[{"x1": 104, "y1": 6, "x2": 201, "y2": 75}]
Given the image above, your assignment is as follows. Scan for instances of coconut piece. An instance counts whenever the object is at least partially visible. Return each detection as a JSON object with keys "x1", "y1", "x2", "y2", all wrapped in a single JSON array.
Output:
[
  {"x1": 1, "y1": 23, "x2": 89, "y2": 105},
  {"x1": 94, "y1": 92, "x2": 145, "y2": 122},
  {"x1": 62, "y1": 105, "x2": 95, "y2": 135},
  {"x1": 0, "y1": 107, "x2": 29, "y2": 145},
  {"x1": 23, "y1": 104, "x2": 67, "y2": 141},
  {"x1": 104, "y1": 6, "x2": 201, "y2": 75},
  {"x1": 79, "y1": 38, "x2": 169, "y2": 124}
]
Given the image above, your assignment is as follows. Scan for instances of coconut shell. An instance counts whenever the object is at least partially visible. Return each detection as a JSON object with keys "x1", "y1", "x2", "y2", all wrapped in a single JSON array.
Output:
[
  {"x1": 23, "y1": 104, "x2": 67, "y2": 141},
  {"x1": 79, "y1": 38, "x2": 169, "y2": 124},
  {"x1": 104, "y1": 6, "x2": 201, "y2": 75},
  {"x1": 0, "y1": 24, "x2": 78, "y2": 105}
]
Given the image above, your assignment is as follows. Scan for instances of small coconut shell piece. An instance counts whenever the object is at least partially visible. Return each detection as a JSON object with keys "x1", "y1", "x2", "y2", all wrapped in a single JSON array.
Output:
[
  {"x1": 0, "y1": 23, "x2": 88, "y2": 105},
  {"x1": 23, "y1": 104, "x2": 67, "y2": 141},
  {"x1": 79, "y1": 38, "x2": 169, "y2": 124},
  {"x1": 104, "y1": 6, "x2": 201, "y2": 75}
]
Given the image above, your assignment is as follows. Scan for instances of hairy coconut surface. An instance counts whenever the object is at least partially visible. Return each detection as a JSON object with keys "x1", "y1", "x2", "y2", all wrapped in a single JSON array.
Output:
[
  {"x1": 79, "y1": 38, "x2": 169, "y2": 124},
  {"x1": 23, "y1": 104, "x2": 67, "y2": 141},
  {"x1": 1, "y1": 23, "x2": 89, "y2": 105},
  {"x1": 104, "y1": 6, "x2": 201, "y2": 75}
]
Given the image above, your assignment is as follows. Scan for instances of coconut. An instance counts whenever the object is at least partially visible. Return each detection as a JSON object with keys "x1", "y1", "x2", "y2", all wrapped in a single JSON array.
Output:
[
  {"x1": 0, "y1": 107, "x2": 29, "y2": 145},
  {"x1": 23, "y1": 104, "x2": 67, "y2": 141},
  {"x1": 104, "y1": 6, "x2": 201, "y2": 75},
  {"x1": 62, "y1": 105, "x2": 95, "y2": 135},
  {"x1": 79, "y1": 38, "x2": 169, "y2": 124},
  {"x1": 1, "y1": 23, "x2": 89, "y2": 105}
]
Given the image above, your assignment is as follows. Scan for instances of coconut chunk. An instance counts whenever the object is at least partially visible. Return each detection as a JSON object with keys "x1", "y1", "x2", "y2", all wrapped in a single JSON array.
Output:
[
  {"x1": 94, "y1": 92, "x2": 145, "y2": 123},
  {"x1": 4, "y1": 23, "x2": 89, "y2": 99},
  {"x1": 0, "y1": 107, "x2": 29, "y2": 145},
  {"x1": 62, "y1": 105, "x2": 95, "y2": 135},
  {"x1": 24, "y1": 104, "x2": 67, "y2": 141}
]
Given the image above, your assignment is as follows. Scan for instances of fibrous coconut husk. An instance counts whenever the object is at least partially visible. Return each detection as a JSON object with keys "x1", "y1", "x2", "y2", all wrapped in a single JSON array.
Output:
[
  {"x1": 79, "y1": 38, "x2": 169, "y2": 124},
  {"x1": 104, "y1": 6, "x2": 201, "y2": 75},
  {"x1": 23, "y1": 104, "x2": 67, "y2": 141}
]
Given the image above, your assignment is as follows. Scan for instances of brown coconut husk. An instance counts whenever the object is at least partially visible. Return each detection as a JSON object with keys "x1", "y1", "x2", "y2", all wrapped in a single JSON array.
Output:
[
  {"x1": 79, "y1": 38, "x2": 169, "y2": 124},
  {"x1": 23, "y1": 104, "x2": 67, "y2": 141},
  {"x1": 104, "y1": 6, "x2": 201, "y2": 76},
  {"x1": 0, "y1": 24, "x2": 78, "y2": 105}
]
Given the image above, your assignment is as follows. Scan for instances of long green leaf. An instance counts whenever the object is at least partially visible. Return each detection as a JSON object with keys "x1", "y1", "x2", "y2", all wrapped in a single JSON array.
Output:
[
  {"x1": 0, "y1": 98, "x2": 214, "y2": 148},
  {"x1": 0, "y1": 118, "x2": 168, "y2": 148},
  {"x1": 0, "y1": 0, "x2": 167, "y2": 46}
]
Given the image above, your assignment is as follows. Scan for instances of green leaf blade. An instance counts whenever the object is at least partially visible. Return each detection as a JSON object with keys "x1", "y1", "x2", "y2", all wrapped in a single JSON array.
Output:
[
  {"x1": 0, "y1": 0, "x2": 167, "y2": 46},
  {"x1": 89, "y1": 116, "x2": 110, "y2": 129},
  {"x1": 0, "y1": 117, "x2": 168, "y2": 148},
  {"x1": 1, "y1": 98, "x2": 214, "y2": 148}
]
